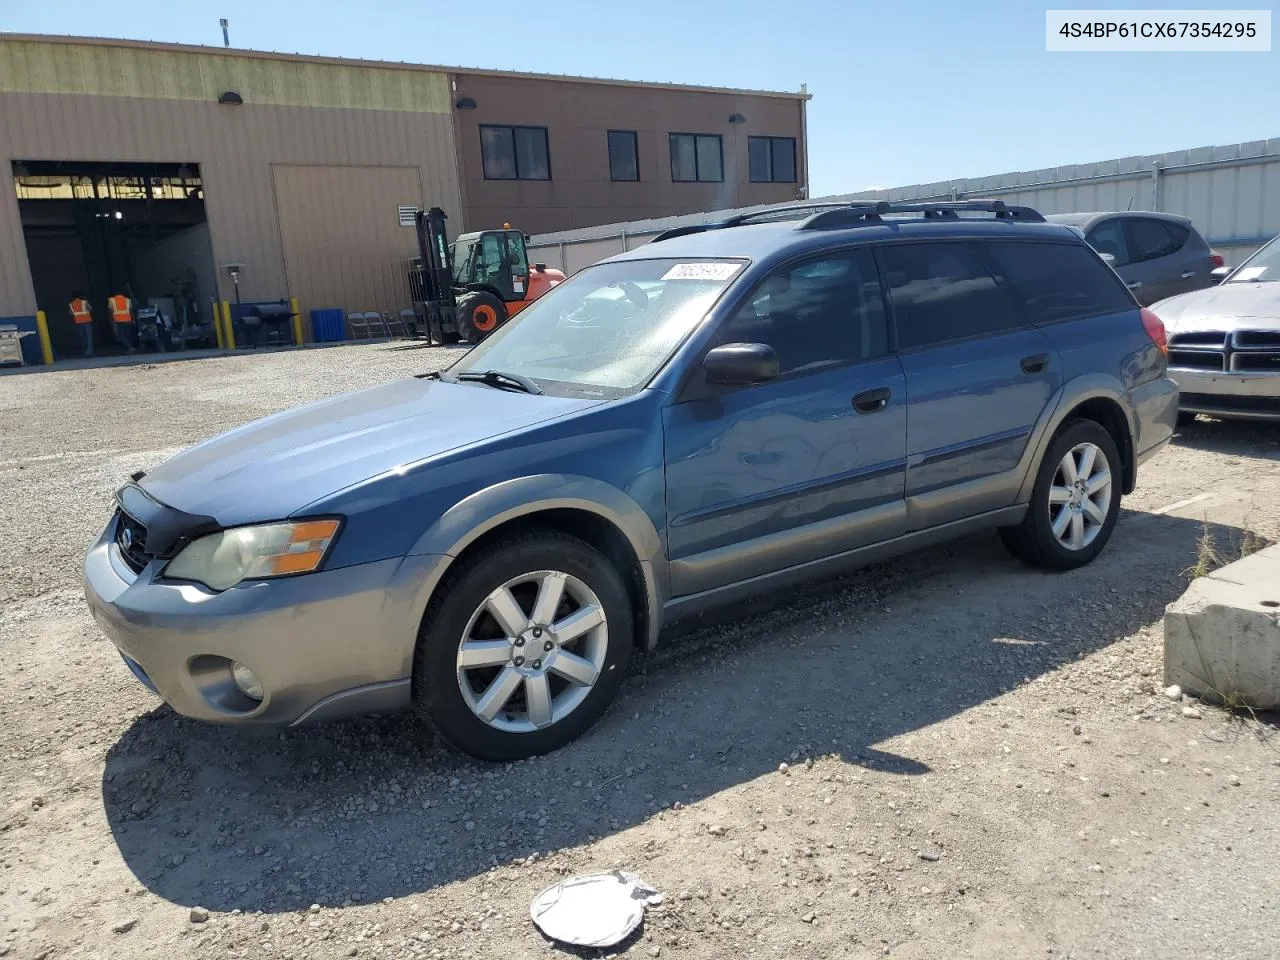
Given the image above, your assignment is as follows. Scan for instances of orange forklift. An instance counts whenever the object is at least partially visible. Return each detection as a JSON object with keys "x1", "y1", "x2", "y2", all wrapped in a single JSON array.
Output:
[{"x1": 411, "y1": 207, "x2": 565, "y2": 344}]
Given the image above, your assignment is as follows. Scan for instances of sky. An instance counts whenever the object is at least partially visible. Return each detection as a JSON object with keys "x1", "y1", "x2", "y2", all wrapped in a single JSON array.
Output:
[{"x1": 3, "y1": 0, "x2": 1276, "y2": 196}]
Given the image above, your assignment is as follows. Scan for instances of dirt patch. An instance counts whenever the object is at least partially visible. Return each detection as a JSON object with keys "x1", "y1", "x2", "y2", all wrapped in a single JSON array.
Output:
[{"x1": 2, "y1": 350, "x2": 1278, "y2": 960}]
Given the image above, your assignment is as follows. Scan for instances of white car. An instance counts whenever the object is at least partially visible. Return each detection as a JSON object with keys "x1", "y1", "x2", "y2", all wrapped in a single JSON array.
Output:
[{"x1": 1151, "y1": 234, "x2": 1280, "y2": 422}]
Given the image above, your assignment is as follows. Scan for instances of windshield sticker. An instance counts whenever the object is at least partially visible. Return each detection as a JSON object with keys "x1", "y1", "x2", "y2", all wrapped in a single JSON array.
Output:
[
  {"x1": 661, "y1": 262, "x2": 742, "y2": 282},
  {"x1": 1234, "y1": 266, "x2": 1267, "y2": 281}
]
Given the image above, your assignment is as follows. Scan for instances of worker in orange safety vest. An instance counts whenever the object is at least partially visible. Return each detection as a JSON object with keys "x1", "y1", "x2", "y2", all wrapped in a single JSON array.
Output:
[
  {"x1": 106, "y1": 292, "x2": 135, "y2": 353},
  {"x1": 69, "y1": 291, "x2": 94, "y2": 358}
]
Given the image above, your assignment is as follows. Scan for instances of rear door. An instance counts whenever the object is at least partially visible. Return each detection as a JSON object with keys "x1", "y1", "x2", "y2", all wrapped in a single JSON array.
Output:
[
  {"x1": 878, "y1": 240, "x2": 1062, "y2": 531},
  {"x1": 1084, "y1": 218, "x2": 1146, "y2": 300},
  {"x1": 662, "y1": 248, "x2": 907, "y2": 596}
]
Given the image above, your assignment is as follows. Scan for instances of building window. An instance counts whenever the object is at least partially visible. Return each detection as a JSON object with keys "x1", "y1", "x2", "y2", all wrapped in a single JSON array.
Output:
[
  {"x1": 748, "y1": 136, "x2": 797, "y2": 183},
  {"x1": 669, "y1": 133, "x2": 723, "y2": 183},
  {"x1": 608, "y1": 130, "x2": 639, "y2": 182},
  {"x1": 480, "y1": 125, "x2": 550, "y2": 181}
]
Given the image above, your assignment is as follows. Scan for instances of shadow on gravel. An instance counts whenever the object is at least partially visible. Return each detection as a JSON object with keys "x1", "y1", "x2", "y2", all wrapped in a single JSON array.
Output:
[
  {"x1": 1172, "y1": 417, "x2": 1280, "y2": 461},
  {"x1": 104, "y1": 509, "x2": 1240, "y2": 914}
]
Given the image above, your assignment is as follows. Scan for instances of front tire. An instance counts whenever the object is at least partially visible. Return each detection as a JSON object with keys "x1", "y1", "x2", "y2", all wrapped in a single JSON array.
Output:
[
  {"x1": 455, "y1": 291, "x2": 507, "y2": 344},
  {"x1": 412, "y1": 530, "x2": 633, "y2": 761},
  {"x1": 999, "y1": 419, "x2": 1123, "y2": 571}
]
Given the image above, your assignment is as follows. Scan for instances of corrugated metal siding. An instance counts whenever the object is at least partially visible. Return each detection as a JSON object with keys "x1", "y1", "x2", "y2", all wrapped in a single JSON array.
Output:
[
  {"x1": 531, "y1": 138, "x2": 1280, "y2": 272},
  {"x1": 0, "y1": 39, "x2": 449, "y2": 112},
  {"x1": 0, "y1": 91, "x2": 461, "y2": 317},
  {"x1": 273, "y1": 164, "x2": 423, "y2": 316}
]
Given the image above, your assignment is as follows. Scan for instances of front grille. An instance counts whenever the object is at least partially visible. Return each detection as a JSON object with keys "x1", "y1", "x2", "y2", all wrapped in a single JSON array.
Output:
[
  {"x1": 1233, "y1": 352, "x2": 1280, "y2": 371},
  {"x1": 1167, "y1": 330, "x2": 1280, "y2": 376},
  {"x1": 1168, "y1": 332, "x2": 1226, "y2": 347},
  {"x1": 114, "y1": 509, "x2": 152, "y2": 573},
  {"x1": 1234, "y1": 331, "x2": 1280, "y2": 348},
  {"x1": 1169, "y1": 350, "x2": 1223, "y2": 371}
]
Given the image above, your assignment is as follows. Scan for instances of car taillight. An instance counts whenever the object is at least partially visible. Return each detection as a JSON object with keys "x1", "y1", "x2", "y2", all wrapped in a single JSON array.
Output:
[
  {"x1": 1140, "y1": 308, "x2": 1167, "y2": 354},
  {"x1": 1210, "y1": 251, "x2": 1225, "y2": 269}
]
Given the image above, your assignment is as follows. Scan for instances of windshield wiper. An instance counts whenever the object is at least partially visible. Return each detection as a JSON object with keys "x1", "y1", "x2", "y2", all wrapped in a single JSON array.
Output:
[{"x1": 455, "y1": 369, "x2": 544, "y2": 395}]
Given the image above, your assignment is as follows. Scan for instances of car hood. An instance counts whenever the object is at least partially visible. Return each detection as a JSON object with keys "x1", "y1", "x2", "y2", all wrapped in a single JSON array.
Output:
[
  {"x1": 138, "y1": 377, "x2": 602, "y2": 525},
  {"x1": 1150, "y1": 282, "x2": 1280, "y2": 333}
]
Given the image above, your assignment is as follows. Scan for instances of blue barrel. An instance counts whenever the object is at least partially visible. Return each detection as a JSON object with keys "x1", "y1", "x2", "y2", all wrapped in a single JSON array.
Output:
[{"x1": 310, "y1": 308, "x2": 346, "y2": 343}]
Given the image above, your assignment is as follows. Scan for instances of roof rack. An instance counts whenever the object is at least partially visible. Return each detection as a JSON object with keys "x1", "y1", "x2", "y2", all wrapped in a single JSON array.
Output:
[
  {"x1": 800, "y1": 199, "x2": 1044, "y2": 230},
  {"x1": 647, "y1": 198, "x2": 1045, "y2": 243}
]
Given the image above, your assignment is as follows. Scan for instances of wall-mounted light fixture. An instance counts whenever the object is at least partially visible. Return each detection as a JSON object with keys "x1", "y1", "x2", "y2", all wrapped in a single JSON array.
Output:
[
  {"x1": 455, "y1": 97, "x2": 477, "y2": 110},
  {"x1": 218, "y1": 91, "x2": 244, "y2": 105},
  {"x1": 728, "y1": 113, "x2": 746, "y2": 124}
]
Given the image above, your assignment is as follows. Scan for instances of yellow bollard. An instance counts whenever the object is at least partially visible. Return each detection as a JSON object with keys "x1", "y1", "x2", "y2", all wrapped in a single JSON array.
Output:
[
  {"x1": 35, "y1": 310, "x2": 54, "y2": 365},
  {"x1": 213, "y1": 303, "x2": 225, "y2": 349},
  {"x1": 290, "y1": 296, "x2": 303, "y2": 346},
  {"x1": 221, "y1": 301, "x2": 236, "y2": 350}
]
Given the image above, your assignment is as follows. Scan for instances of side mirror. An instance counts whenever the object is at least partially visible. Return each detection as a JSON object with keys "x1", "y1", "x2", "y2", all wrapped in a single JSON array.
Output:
[
  {"x1": 704, "y1": 342, "x2": 779, "y2": 386},
  {"x1": 1210, "y1": 265, "x2": 1231, "y2": 284}
]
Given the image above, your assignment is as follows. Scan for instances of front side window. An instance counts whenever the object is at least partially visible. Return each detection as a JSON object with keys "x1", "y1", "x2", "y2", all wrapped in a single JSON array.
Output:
[
  {"x1": 748, "y1": 136, "x2": 797, "y2": 183},
  {"x1": 670, "y1": 134, "x2": 723, "y2": 182},
  {"x1": 480, "y1": 125, "x2": 550, "y2": 180},
  {"x1": 712, "y1": 249, "x2": 888, "y2": 377},
  {"x1": 985, "y1": 241, "x2": 1134, "y2": 324},
  {"x1": 879, "y1": 242, "x2": 1021, "y2": 350},
  {"x1": 447, "y1": 258, "x2": 744, "y2": 396}
]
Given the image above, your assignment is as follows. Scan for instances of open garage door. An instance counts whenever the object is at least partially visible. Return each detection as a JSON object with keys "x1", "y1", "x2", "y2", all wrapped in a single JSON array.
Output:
[
  {"x1": 12, "y1": 160, "x2": 217, "y2": 358},
  {"x1": 272, "y1": 165, "x2": 423, "y2": 321}
]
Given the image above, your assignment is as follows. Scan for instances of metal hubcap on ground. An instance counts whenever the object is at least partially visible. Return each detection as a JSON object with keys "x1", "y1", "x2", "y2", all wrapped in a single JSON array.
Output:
[
  {"x1": 1049, "y1": 441, "x2": 1112, "y2": 551},
  {"x1": 456, "y1": 570, "x2": 607, "y2": 733}
]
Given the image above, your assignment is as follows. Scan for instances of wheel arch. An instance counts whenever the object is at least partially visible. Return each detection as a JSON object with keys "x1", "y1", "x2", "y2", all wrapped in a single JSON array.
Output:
[
  {"x1": 405, "y1": 475, "x2": 666, "y2": 659},
  {"x1": 1018, "y1": 376, "x2": 1138, "y2": 502}
]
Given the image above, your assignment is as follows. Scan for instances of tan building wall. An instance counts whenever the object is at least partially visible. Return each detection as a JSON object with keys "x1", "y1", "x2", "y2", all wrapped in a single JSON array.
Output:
[
  {"x1": 0, "y1": 37, "x2": 462, "y2": 318},
  {"x1": 451, "y1": 74, "x2": 808, "y2": 235}
]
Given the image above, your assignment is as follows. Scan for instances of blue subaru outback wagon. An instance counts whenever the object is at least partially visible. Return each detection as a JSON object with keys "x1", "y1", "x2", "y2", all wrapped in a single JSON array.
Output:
[{"x1": 84, "y1": 200, "x2": 1178, "y2": 760}]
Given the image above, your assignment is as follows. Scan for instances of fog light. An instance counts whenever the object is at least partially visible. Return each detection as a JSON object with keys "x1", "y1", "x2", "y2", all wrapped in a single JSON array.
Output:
[{"x1": 230, "y1": 661, "x2": 263, "y2": 701}]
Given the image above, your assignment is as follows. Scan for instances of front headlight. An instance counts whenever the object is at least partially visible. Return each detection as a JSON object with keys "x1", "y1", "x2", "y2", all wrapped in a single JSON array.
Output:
[{"x1": 164, "y1": 519, "x2": 341, "y2": 591}]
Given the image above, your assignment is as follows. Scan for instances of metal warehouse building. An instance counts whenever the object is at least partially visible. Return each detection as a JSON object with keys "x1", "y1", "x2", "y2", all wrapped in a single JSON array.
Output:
[{"x1": 0, "y1": 34, "x2": 808, "y2": 358}]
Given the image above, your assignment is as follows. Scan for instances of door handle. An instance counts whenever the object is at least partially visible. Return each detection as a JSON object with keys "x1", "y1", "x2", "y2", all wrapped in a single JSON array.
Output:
[
  {"x1": 1180, "y1": 270, "x2": 1195, "y2": 279},
  {"x1": 1020, "y1": 353, "x2": 1049, "y2": 374},
  {"x1": 852, "y1": 387, "x2": 891, "y2": 414},
  {"x1": 1127, "y1": 280, "x2": 1143, "y2": 290}
]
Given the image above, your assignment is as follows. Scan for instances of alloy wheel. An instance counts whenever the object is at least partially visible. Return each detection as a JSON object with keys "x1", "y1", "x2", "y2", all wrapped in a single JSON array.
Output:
[
  {"x1": 455, "y1": 570, "x2": 608, "y2": 733},
  {"x1": 1048, "y1": 441, "x2": 1112, "y2": 551}
]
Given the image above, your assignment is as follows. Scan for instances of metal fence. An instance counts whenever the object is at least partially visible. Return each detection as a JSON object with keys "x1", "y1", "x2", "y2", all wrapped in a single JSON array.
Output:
[{"x1": 529, "y1": 138, "x2": 1280, "y2": 272}]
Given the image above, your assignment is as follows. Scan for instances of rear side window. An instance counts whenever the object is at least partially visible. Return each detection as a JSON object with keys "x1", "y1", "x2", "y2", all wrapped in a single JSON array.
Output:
[
  {"x1": 1127, "y1": 218, "x2": 1183, "y2": 262},
  {"x1": 715, "y1": 248, "x2": 889, "y2": 376},
  {"x1": 985, "y1": 241, "x2": 1135, "y2": 324},
  {"x1": 878, "y1": 242, "x2": 1021, "y2": 350}
]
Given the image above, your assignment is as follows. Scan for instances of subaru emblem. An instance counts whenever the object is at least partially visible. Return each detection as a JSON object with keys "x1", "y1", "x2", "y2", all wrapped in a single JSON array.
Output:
[{"x1": 121, "y1": 527, "x2": 134, "y2": 550}]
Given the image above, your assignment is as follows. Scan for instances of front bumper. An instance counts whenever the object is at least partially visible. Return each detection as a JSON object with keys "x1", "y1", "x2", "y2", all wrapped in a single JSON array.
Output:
[
  {"x1": 83, "y1": 516, "x2": 442, "y2": 725},
  {"x1": 1169, "y1": 368, "x2": 1280, "y2": 421}
]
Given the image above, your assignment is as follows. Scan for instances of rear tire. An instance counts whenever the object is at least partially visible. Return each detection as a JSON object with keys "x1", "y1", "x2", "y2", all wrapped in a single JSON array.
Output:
[
  {"x1": 999, "y1": 419, "x2": 1123, "y2": 571},
  {"x1": 412, "y1": 530, "x2": 633, "y2": 761},
  {"x1": 456, "y1": 291, "x2": 507, "y2": 344}
]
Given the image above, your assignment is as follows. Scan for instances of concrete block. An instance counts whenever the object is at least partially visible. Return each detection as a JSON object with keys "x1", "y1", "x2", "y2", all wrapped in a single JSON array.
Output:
[{"x1": 1164, "y1": 544, "x2": 1280, "y2": 709}]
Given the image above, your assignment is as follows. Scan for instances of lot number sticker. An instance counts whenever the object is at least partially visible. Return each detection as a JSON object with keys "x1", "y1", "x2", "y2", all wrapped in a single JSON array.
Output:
[{"x1": 661, "y1": 262, "x2": 742, "y2": 282}]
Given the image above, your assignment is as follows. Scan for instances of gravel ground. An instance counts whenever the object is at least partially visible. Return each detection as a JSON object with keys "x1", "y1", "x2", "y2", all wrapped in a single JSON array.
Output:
[{"x1": 1, "y1": 344, "x2": 1279, "y2": 960}]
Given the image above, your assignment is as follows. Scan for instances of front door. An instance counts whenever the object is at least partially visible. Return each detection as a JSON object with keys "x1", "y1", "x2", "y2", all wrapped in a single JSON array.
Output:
[
  {"x1": 877, "y1": 240, "x2": 1062, "y2": 530},
  {"x1": 663, "y1": 248, "x2": 908, "y2": 597}
]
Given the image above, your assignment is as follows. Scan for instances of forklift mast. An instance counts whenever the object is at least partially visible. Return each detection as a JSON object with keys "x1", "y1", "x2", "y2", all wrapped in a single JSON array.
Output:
[{"x1": 413, "y1": 207, "x2": 458, "y2": 340}]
